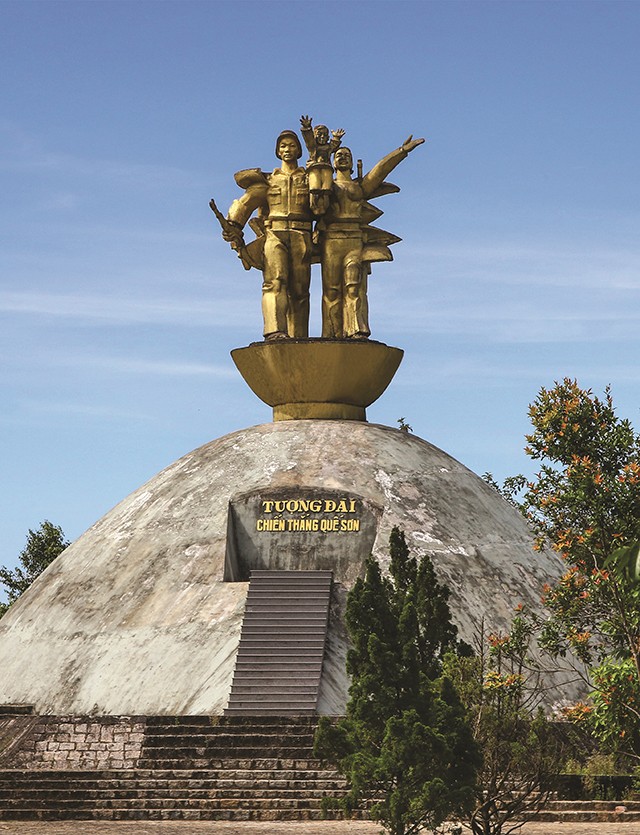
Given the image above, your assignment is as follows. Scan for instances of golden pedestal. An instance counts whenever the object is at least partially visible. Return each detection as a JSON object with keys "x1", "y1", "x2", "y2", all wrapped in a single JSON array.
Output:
[{"x1": 231, "y1": 339, "x2": 403, "y2": 422}]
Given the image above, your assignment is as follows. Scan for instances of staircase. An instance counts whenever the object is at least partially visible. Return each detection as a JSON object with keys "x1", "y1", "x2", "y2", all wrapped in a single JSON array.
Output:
[
  {"x1": 0, "y1": 716, "x2": 351, "y2": 821},
  {"x1": 139, "y1": 715, "x2": 321, "y2": 768},
  {"x1": 225, "y1": 570, "x2": 333, "y2": 716},
  {"x1": 532, "y1": 799, "x2": 640, "y2": 822},
  {"x1": 2, "y1": 715, "x2": 640, "y2": 821}
]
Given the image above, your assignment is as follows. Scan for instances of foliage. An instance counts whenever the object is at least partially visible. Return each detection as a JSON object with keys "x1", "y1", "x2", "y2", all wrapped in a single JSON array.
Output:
[
  {"x1": 397, "y1": 417, "x2": 413, "y2": 433},
  {"x1": 502, "y1": 379, "x2": 640, "y2": 766},
  {"x1": 481, "y1": 473, "x2": 528, "y2": 511},
  {"x1": 522, "y1": 379, "x2": 640, "y2": 562},
  {"x1": 314, "y1": 527, "x2": 480, "y2": 835},
  {"x1": 0, "y1": 521, "x2": 69, "y2": 616},
  {"x1": 444, "y1": 614, "x2": 563, "y2": 835}
]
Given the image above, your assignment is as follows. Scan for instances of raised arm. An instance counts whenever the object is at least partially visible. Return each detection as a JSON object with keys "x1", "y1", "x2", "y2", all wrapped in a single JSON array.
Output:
[
  {"x1": 361, "y1": 135, "x2": 425, "y2": 198},
  {"x1": 329, "y1": 127, "x2": 345, "y2": 154},
  {"x1": 300, "y1": 115, "x2": 315, "y2": 155}
]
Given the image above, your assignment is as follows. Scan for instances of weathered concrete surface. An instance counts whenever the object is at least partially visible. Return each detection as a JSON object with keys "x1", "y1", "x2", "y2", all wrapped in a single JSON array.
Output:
[{"x1": 0, "y1": 422, "x2": 575, "y2": 716}]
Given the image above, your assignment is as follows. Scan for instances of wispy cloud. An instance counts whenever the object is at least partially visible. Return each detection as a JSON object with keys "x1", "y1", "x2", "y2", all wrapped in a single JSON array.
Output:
[
  {"x1": 402, "y1": 240, "x2": 640, "y2": 290},
  {"x1": 35, "y1": 192, "x2": 81, "y2": 212},
  {"x1": 379, "y1": 295, "x2": 640, "y2": 343},
  {"x1": 0, "y1": 120, "x2": 200, "y2": 190},
  {"x1": 0, "y1": 290, "x2": 251, "y2": 328},
  {"x1": 48, "y1": 354, "x2": 236, "y2": 378},
  {"x1": 7, "y1": 399, "x2": 158, "y2": 423}
]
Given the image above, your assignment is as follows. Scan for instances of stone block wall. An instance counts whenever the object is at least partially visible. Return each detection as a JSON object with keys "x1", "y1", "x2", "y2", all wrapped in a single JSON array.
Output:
[{"x1": 10, "y1": 716, "x2": 146, "y2": 770}]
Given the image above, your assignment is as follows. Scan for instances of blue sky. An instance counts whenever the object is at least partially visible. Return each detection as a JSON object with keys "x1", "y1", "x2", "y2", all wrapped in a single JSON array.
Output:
[{"x1": 2, "y1": 0, "x2": 639, "y2": 578}]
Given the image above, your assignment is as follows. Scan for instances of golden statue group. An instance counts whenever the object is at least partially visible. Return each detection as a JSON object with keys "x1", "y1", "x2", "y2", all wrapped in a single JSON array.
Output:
[{"x1": 211, "y1": 117, "x2": 424, "y2": 342}]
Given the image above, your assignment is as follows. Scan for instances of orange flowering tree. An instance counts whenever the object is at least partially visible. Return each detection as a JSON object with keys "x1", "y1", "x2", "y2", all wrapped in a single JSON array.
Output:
[
  {"x1": 444, "y1": 613, "x2": 563, "y2": 835},
  {"x1": 519, "y1": 379, "x2": 640, "y2": 764}
]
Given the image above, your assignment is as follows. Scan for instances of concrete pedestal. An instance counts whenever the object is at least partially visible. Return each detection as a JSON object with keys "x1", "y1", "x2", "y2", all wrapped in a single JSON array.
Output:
[{"x1": 231, "y1": 339, "x2": 403, "y2": 421}]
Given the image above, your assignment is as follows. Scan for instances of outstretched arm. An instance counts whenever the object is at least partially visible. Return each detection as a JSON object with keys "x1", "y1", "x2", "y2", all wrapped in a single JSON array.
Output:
[
  {"x1": 329, "y1": 127, "x2": 345, "y2": 153},
  {"x1": 300, "y1": 115, "x2": 315, "y2": 155},
  {"x1": 361, "y1": 135, "x2": 425, "y2": 197}
]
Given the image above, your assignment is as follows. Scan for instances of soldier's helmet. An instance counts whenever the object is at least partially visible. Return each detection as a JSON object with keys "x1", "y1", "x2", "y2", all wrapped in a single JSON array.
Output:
[{"x1": 275, "y1": 130, "x2": 303, "y2": 160}]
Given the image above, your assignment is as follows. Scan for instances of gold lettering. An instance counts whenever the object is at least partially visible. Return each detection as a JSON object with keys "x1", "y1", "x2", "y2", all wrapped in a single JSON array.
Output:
[
  {"x1": 310, "y1": 499, "x2": 322, "y2": 512},
  {"x1": 324, "y1": 500, "x2": 337, "y2": 513},
  {"x1": 274, "y1": 500, "x2": 286, "y2": 513},
  {"x1": 257, "y1": 518, "x2": 285, "y2": 532},
  {"x1": 262, "y1": 500, "x2": 274, "y2": 513},
  {"x1": 349, "y1": 499, "x2": 356, "y2": 513},
  {"x1": 336, "y1": 499, "x2": 348, "y2": 513},
  {"x1": 298, "y1": 499, "x2": 310, "y2": 512}
]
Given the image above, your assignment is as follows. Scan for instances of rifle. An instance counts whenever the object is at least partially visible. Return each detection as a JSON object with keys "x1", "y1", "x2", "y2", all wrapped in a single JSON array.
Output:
[{"x1": 209, "y1": 197, "x2": 254, "y2": 271}]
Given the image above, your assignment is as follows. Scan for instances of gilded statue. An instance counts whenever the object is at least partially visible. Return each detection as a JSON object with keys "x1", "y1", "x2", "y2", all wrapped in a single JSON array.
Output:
[
  {"x1": 213, "y1": 130, "x2": 313, "y2": 340},
  {"x1": 317, "y1": 136, "x2": 424, "y2": 339},
  {"x1": 300, "y1": 115, "x2": 344, "y2": 216},
  {"x1": 211, "y1": 119, "x2": 424, "y2": 342}
]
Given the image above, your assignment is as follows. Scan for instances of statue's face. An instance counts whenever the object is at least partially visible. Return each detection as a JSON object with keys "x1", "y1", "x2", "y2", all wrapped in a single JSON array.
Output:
[
  {"x1": 315, "y1": 126, "x2": 329, "y2": 145},
  {"x1": 334, "y1": 147, "x2": 353, "y2": 171},
  {"x1": 278, "y1": 137, "x2": 300, "y2": 162}
]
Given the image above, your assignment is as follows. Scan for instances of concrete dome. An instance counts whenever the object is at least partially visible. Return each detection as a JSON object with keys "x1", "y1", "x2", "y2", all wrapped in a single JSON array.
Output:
[{"x1": 0, "y1": 422, "x2": 574, "y2": 715}]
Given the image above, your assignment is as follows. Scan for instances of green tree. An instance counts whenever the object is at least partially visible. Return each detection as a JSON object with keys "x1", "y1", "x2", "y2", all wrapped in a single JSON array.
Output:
[
  {"x1": 444, "y1": 615, "x2": 564, "y2": 835},
  {"x1": 0, "y1": 521, "x2": 69, "y2": 617},
  {"x1": 503, "y1": 379, "x2": 640, "y2": 766},
  {"x1": 314, "y1": 527, "x2": 480, "y2": 835}
]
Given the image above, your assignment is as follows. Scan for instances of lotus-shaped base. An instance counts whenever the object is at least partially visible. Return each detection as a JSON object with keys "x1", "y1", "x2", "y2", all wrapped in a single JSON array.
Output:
[{"x1": 231, "y1": 339, "x2": 403, "y2": 421}]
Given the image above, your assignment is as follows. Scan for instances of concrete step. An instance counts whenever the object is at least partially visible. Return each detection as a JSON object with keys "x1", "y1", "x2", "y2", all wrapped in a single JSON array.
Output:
[
  {"x1": 225, "y1": 570, "x2": 332, "y2": 717},
  {"x1": 146, "y1": 715, "x2": 318, "y2": 728},
  {"x1": 0, "y1": 808, "x2": 347, "y2": 821},
  {"x1": 0, "y1": 768, "x2": 344, "y2": 785},
  {"x1": 141, "y1": 738, "x2": 317, "y2": 752}
]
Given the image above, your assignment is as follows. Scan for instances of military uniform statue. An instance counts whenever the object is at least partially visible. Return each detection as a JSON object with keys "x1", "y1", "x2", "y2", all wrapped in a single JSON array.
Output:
[
  {"x1": 217, "y1": 130, "x2": 313, "y2": 340},
  {"x1": 212, "y1": 120, "x2": 424, "y2": 342},
  {"x1": 317, "y1": 136, "x2": 424, "y2": 339}
]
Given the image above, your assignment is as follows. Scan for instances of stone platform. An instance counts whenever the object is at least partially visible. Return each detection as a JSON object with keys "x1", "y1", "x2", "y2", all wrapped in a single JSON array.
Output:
[{"x1": 0, "y1": 421, "x2": 579, "y2": 715}]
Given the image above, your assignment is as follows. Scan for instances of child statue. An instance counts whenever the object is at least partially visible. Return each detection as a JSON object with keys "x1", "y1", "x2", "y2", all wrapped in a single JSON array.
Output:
[{"x1": 300, "y1": 115, "x2": 345, "y2": 215}]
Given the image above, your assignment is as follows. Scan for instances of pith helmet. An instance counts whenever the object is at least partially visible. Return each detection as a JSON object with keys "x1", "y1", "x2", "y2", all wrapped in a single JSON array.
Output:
[{"x1": 275, "y1": 130, "x2": 303, "y2": 160}]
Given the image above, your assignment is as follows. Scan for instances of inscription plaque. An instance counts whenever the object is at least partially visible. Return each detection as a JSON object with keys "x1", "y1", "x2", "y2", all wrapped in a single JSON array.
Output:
[{"x1": 224, "y1": 488, "x2": 381, "y2": 582}]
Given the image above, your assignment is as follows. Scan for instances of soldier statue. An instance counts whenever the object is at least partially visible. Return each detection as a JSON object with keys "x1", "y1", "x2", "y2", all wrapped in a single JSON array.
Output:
[{"x1": 211, "y1": 119, "x2": 424, "y2": 342}]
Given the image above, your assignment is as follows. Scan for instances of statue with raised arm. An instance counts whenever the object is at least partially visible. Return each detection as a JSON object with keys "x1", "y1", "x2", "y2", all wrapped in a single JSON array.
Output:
[
  {"x1": 300, "y1": 115, "x2": 345, "y2": 216},
  {"x1": 317, "y1": 135, "x2": 425, "y2": 339},
  {"x1": 213, "y1": 129, "x2": 313, "y2": 340},
  {"x1": 214, "y1": 120, "x2": 419, "y2": 422}
]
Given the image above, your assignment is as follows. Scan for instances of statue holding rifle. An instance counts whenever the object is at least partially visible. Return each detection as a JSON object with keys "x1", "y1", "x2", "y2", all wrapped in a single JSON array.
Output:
[
  {"x1": 210, "y1": 118, "x2": 424, "y2": 341},
  {"x1": 211, "y1": 129, "x2": 313, "y2": 341}
]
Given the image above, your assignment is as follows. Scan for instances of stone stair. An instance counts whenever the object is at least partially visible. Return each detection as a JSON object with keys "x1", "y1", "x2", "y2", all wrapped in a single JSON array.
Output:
[
  {"x1": 138, "y1": 715, "x2": 322, "y2": 769},
  {"x1": 532, "y1": 799, "x2": 640, "y2": 822},
  {"x1": 2, "y1": 714, "x2": 640, "y2": 821},
  {"x1": 0, "y1": 715, "x2": 350, "y2": 821},
  {"x1": 0, "y1": 767, "x2": 351, "y2": 821},
  {"x1": 225, "y1": 570, "x2": 333, "y2": 716}
]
